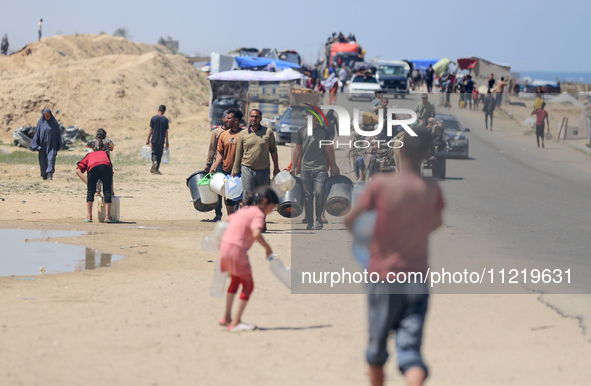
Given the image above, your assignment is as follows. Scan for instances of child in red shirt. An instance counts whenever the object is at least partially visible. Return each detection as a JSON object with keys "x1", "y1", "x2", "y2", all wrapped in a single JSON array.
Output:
[
  {"x1": 345, "y1": 125, "x2": 444, "y2": 386},
  {"x1": 532, "y1": 102, "x2": 550, "y2": 148},
  {"x1": 219, "y1": 186, "x2": 279, "y2": 332},
  {"x1": 75, "y1": 150, "x2": 115, "y2": 223}
]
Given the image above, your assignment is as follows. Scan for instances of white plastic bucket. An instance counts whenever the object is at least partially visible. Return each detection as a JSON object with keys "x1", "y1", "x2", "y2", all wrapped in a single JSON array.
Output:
[
  {"x1": 209, "y1": 172, "x2": 226, "y2": 196},
  {"x1": 197, "y1": 174, "x2": 219, "y2": 204}
]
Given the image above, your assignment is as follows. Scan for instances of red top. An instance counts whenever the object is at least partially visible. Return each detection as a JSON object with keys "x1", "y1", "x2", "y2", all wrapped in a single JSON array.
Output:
[
  {"x1": 359, "y1": 171, "x2": 445, "y2": 278},
  {"x1": 534, "y1": 109, "x2": 548, "y2": 125},
  {"x1": 77, "y1": 151, "x2": 113, "y2": 174}
]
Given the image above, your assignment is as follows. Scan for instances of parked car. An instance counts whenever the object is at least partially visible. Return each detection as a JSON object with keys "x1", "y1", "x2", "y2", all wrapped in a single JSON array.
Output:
[
  {"x1": 435, "y1": 113, "x2": 470, "y2": 159},
  {"x1": 348, "y1": 75, "x2": 382, "y2": 101},
  {"x1": 274, "y1": 106, "x2": 307, "y2": 145}
]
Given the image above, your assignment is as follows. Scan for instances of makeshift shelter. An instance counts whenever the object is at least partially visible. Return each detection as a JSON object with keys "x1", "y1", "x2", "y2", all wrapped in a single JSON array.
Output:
[
  {"x1": 457, "y1": 56, "x2": 511, "y2": 83},
  {"x1": 207, "y1": 69, "x2": 305, "y2": 122}
]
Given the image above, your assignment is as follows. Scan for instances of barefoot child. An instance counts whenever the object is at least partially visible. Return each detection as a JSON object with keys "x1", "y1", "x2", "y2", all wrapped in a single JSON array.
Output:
[
  {"x1": 75, "y1": 150, "x2": 116, "y2": 223},
  {"x1": 219, "y1": 186, "x2": 279, "y2": 332}
]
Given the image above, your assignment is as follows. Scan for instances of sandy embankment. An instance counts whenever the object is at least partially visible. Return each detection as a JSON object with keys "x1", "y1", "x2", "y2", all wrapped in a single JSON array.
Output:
[{"x1": 1, "y1": 35, "x2": 591, "y2": 385}]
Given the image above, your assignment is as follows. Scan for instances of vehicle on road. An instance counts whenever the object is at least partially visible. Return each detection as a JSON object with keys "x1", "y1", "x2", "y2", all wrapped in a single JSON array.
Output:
[
  {"x1": 436, "y1": 113, "x2": 470, "y2": 158},
  {"x1": 329, "y1": 42, "x2": 363, "y2": 68},
  {"x1": 274, "y1": 106, "x2": 307, "y2": 145},
  {"x1": 375, "y1": 61, "x2": 409, "y2": 97},
  {"x1": 347, "y1": 75, "x2": 382, "y2": 101}
]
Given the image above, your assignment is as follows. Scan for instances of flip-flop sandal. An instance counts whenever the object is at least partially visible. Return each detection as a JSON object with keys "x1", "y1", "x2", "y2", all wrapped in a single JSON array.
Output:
[
  {"x1": 104, "y1": 219, "x2": 118, "y2": 223},
  {"x1": 218, "y1": 319, "x2": 231, "y2": 326},
  {"x1": 228, "y1": 322, "x2": 257, "y2": 332},
  {"x1": 83, "y1": 219, "x2": 92, "y2": 223}
]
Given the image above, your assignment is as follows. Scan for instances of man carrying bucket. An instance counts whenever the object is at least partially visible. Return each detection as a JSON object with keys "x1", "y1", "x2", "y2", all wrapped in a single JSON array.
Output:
[
  {"x1": 291, "y1": 111, "x2": 339, "y2": 230},
  {"x1": 205, "y1": 109, "x2": 229, "y2": 222},
  {"x1": 231, "y1": 109, "x2": 280, "y2": 202},
  {"x1": 211, "y1": 108, "x2": 243, "y2": 216}
]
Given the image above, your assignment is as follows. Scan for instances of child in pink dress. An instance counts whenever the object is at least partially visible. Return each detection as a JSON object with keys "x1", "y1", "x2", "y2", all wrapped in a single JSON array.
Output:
[{"x1": 219, "y1": 186, "x2": 279, "y2": 332}]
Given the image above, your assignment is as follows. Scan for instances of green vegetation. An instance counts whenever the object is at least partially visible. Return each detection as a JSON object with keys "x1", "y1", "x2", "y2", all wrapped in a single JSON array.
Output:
[{"x1": 0, "y1": 149, "x2": 144, "y2": 166}]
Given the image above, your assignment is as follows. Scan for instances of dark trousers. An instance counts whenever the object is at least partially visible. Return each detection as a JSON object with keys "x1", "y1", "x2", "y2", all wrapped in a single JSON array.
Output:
[
  {"x1": 151, "y1": 143, "x2": 164, "y2": 169},
  {"x1": 87, "y1": 164, "x2": 112, "y2": 203},
  {"x1": 465, "y1": 92, "x2": 473, "y2": 109},
  {"x1": 426, "y1": 81, "x2": 433, "y2": 93},
  {"x1": 213, "y1": 165, "x2": 224, "y2": 217},
  {"x1": 485, "y1": 112, "x2": 493, "y2": 129},
  {"x1": 536, "y1": 124, "x2": 545, "y2": 146},
  {"x1": 301, "y1": 169, "x2": 328, "y2": 223}
]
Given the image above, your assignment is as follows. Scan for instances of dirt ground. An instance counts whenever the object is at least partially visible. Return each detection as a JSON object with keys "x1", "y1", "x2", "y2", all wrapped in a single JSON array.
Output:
[
  {"x1": 1, "y1": 35, "x2": 591, "y2": 385},
  {"x1": 2, "y1": 112, "x2": 591, "y2": 385}
]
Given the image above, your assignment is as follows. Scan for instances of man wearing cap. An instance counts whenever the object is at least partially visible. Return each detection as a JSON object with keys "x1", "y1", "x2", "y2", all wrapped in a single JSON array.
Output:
[
  {"x1": 415, "y1": 93, "x2": 436, "y2": 122},
  {"x1": 291, "y1": 111, "x2": 339, "y2": 230}
]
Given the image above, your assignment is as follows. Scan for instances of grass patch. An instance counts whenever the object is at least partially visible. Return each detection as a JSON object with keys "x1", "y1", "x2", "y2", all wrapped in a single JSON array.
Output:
[
  {"x1": 524, "y1": 129, "x2": 534, "y2": 136},
  {"x1": 0, "y1": 149, "x2": 85, "y2": 165},
  {"x1": 0, "y1": 149, "x2": 144, "y2": 166}
]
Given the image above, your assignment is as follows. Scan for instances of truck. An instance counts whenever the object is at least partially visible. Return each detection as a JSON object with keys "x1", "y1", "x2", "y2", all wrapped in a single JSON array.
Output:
[
  {"x1": 328, "y1": 42, "x2": 363, "y2": 68},
  {"x1": 374, "y1": 60, "x2": 410, "y2": 98}
]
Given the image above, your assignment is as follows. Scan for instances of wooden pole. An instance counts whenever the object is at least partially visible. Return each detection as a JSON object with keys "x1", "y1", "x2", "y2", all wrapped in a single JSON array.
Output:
[
  {"x1": 557, "y1": 117, "x2": 566, "y2": 140},
  {"x1": 564, "y1": 118, "x2": 569, "y2": 139}
]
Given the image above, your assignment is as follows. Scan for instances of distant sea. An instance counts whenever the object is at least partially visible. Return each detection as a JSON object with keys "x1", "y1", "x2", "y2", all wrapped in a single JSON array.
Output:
[{"x1": 517, "y1": 71, "x2": 591, "y2": 84}]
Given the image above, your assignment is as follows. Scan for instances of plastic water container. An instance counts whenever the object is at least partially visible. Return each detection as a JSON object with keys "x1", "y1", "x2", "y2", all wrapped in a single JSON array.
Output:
[
  {"x1": 201, "y1": 235, "x2": 221, "y2": 251},
  {"x1": 97, "y1": 195, "x2": 120, "y2": 223},
  {"x1": 197, "y1": 174, "x2": 219, "y2": 204},
  {"x1": 268, "y1": 254, "x2": 291, "y2": 289},
  {"x1": 210, "y1": 259, "x2": 228, "y2": 298},
  {"x1": 162, "y1": 148, "x2": 170, "y2": 164},
  {"x1": 141, "y1": 145, "x2": 151, "y2": 159},
  {"x1": 352, "y1": 211, "x2": 377, "y2": 268},
  {"x1": 224, "y1": 176, "x2": 242, "y2": 200},
  {"x1": 213, "y1": 221, "x2": 229, "y2": 239},
  {"x1": 274, "y1": 171, "x2": 296, "y2": 192}
]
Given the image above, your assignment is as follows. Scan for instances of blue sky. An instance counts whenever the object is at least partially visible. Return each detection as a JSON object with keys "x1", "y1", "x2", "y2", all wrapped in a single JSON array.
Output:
[{"x1": 2, "y1": 0, "x2": 589, "y2": 72}]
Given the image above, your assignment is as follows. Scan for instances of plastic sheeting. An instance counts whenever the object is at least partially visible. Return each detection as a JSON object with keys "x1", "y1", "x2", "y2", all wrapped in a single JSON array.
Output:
[
  {"x1": 433, "y1": 58, "x2": 451, "y2": 77},
  {"x1": 409, "y1": 59, "x2": 440, "y2": 70},
  {"x1": 233, "y1": 56, "x2": 301, "y2": 70},
  {"x1": 208, "y1": 69, "x2": 304, "y2": 81}
]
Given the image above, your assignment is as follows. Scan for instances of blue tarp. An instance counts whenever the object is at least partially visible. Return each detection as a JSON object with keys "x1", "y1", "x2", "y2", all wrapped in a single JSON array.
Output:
[
  {"x1": 409, "y1": 59, "x2": 440, "y2": 70},
  {"x1": 234, "y1": 56, "x2": 301, "y2": 70}
]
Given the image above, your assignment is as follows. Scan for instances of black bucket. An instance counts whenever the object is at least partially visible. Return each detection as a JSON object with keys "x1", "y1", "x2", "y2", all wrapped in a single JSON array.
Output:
[
  {"x1": 277, "y1": 176, "x2": 304, "y2": 218},
  {"x1": 186, "y1": 171, "x2": 219, "y2": 212},
  {"x1": 324, "y1": 175, "x2": 353, "y2": 217}
]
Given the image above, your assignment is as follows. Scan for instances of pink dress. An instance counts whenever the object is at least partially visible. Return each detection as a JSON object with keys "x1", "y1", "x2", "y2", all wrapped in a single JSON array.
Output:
[{"x1": 219, "y1": 206, "x2": 265, "y2": 276}]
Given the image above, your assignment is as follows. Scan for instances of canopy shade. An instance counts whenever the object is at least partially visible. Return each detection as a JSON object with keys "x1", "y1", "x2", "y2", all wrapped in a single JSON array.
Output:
[
  {"x1": 207, "y1": 69, "x2": 304, "y2": 81},
  {"x1": 233, "y1": 56, "x2": 301, "y2": 70}
]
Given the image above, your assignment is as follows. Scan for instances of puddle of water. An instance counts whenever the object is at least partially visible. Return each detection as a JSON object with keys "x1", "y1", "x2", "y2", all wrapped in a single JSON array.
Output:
[{"x1": 0, "y1": 229, "x2": 125, "y2": 276}]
